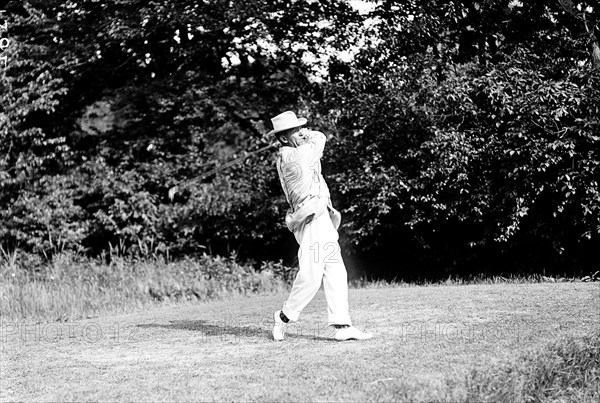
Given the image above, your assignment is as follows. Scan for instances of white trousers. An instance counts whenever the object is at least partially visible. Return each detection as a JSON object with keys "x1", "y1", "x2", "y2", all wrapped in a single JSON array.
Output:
[{"x1": 281, "y1": 212, "x2": 352, "y2": 325}]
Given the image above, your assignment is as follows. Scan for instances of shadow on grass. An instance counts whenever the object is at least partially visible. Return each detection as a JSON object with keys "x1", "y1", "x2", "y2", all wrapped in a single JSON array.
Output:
[{"x1": 137, "y1": 319, "x2": 337, "y2": 342}]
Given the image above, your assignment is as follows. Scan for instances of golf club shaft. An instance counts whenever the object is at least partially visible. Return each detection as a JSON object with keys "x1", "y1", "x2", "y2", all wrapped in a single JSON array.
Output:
[{"x1": 168, "y1": 142, "x2": 278, "y2": 200}]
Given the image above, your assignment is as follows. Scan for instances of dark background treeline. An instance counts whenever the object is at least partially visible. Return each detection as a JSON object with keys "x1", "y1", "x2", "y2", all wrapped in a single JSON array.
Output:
[{"x1": 1, "y1": 0, "x2": 598, "y2": 281}]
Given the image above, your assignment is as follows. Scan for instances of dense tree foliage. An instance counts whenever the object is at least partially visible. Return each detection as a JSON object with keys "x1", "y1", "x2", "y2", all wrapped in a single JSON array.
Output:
[
  {"x1": 1, "y1": 0, "x2": 598, "y2": 279},
  {"x1": 323, "y1": 0, "x2": 599, "y2": 277}
]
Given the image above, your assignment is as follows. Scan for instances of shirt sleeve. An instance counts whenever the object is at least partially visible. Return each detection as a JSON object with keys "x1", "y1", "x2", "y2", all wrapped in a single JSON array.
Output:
[{"x1": 296, "y1": 130, "x2": 326, "y2": 162}]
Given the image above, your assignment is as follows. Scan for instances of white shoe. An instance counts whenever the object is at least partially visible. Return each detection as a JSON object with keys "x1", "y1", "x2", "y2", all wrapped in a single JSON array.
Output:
[
  {"x1": 334, "y1": 326, "x2": 373, "y2": 341},
  {"x1": 272, "y1": 310, "x2": 288, "y2": 341}
]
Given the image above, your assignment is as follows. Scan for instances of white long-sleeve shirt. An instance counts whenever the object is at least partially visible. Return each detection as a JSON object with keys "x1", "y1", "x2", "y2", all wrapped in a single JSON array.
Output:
[{"x1": 276, "y1": 130, "x2": 331, "y2": 213}]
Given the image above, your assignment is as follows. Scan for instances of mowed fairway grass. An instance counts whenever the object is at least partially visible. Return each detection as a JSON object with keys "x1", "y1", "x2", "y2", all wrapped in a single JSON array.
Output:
[{"x1": 2, "y1": 282, "x2": 599, "y2": 402}]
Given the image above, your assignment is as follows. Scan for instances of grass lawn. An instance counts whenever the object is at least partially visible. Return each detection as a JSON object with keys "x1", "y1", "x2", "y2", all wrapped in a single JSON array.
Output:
[{"x1": 1, "y1": 282, "x2": 599, "y2": 402}]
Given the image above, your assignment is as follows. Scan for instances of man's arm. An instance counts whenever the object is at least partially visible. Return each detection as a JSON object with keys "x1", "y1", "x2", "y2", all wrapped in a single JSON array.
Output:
[{"x1": 297, "y1": 130, "x2": 326, "y2": 162}]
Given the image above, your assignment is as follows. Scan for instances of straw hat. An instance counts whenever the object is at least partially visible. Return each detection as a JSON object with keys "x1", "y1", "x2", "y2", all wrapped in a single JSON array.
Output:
[{"x1": 267, "y1": 111, "x2": 307, "y2": 136}]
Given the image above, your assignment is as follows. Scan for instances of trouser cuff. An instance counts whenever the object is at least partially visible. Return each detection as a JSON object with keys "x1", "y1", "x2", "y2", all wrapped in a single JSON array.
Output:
[{"x1": 327, "y1": 316, "x2": 352, "y2": 326}]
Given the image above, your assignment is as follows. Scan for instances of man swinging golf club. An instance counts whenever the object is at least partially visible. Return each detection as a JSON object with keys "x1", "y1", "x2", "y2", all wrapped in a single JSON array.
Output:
[{"x1": 269, "y1": 111, "x2": 373, "y2": 341}]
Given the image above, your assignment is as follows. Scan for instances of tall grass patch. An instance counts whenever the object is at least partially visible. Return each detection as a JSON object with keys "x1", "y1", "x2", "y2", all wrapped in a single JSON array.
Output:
[
  {"x1": 0, "y1": 250, "x2": 292, "y2": 322},
  {"x1": 466, "y1": 331, "x2": 600, "y2": 402}
]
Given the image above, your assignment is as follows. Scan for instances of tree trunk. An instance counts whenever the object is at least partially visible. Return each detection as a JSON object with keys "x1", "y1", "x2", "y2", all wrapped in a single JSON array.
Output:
[
  {"x1": 557, "y1": 0, "x2": 600, "y2": 67},
  {"x1": 590, "y1": 39, "x2": 600, "y2": 67}
]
